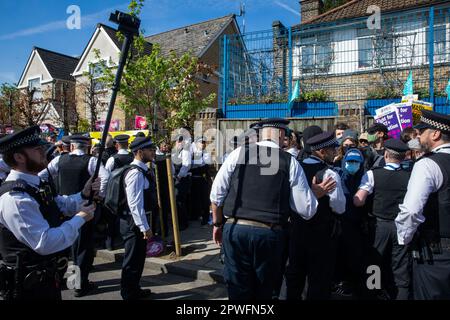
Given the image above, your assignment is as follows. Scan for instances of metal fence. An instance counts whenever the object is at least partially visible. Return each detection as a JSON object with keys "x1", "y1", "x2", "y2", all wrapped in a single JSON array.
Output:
[{"x1": 219, "y1": 4, "x2": 450, "y2": 119}]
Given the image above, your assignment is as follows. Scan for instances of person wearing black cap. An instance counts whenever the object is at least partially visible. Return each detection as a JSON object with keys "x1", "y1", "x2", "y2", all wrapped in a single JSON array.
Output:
[
  {"x1": 0, "y1": 126, "x2": 98, "y2": 300},
  {"x1": 55, "y1": 136, "x2": 71, "y2": 156},
  {"x1": 297, "y1": 125, "x2": 323, "y2": 161},
  {"x1": 190, "y1": 137, "x2": 213, "y2": 225},
  {"x1": 284, "y1": 131, "x2": 346, "y2": 300},
  {"x1": 365, "y1": 122, "x2": 389, "y2": 169},
  {"x1": 395, "y1": 110, "x2": 450, "y2": 300},
  {"x1": 210, "y1": 118, "x2": 326, "y2": 300},
  {"x1": 38, "y1": 133, "x2": 109, "y2": 297},
  {"x1": 354, "y1": 139, "x2": 412, "y2": 300},
  {"x1": 120, "y1": 136, "x2": 157, "y2": 300},
  {"x1": 105, "y1": 134, "x2": 133, "y2": 173}
]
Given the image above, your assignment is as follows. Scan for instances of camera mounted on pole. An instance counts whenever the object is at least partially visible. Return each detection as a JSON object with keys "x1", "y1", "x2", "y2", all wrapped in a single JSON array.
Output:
[{"x1": 109, "y1": 10, "x2": 140, "y2": 37}]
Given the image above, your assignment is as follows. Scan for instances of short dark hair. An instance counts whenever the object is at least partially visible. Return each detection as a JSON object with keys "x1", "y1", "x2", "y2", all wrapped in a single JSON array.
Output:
[
  {"x1": 441, "y1": 132, "x2": 450, "y2": 143},
  {"x1": 335, "y1": 123, "x2": 349, "y2": 131},
  {"x1": 400, "y1": 127, "x2": 416, "y2": 143},
  {"x1": 3, "y1": 148, "x2": 23, "y2": 167}
]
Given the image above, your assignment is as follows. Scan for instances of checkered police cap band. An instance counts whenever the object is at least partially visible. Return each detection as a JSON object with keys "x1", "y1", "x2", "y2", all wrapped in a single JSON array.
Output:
[
  {"x1": 260, "y1": 123, "x2": 287, "y2": 129},
  {"x1": 0, "y1": 132, "x2": 41, "y2": 153},
  {"x1": 421, "y1": 116, "x2": 450, "y2": 132},
  {"x1": 310, "y1": 138, "x2": 338, "y2": 151}
]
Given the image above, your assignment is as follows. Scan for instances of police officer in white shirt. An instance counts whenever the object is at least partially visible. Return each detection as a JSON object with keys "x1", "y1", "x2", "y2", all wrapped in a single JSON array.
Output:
[
  {"x1": 120, "y1": 136, "x2": 157, "y2": 300},
  {"x1": 354, "y1": 138, "x2": 412, "y2": 300},
  {"x1": 0, "y1": 126, "x2": 97, "y2": 300},
  {"x1": 395, "y1": 110, "x2": 450, "y2": 300},
  {"x1": 172, "y1": 135, "x2": 192, "y2": 230},
  {"x1": 210, "y1": 118, "x2": 335, "y2": 300},
  {"x1": 104, "y1": 135, "x2": 133, "y2": 173},
  {"x1": 284, "y1": 131, "x2": 346, "y2": 300}
]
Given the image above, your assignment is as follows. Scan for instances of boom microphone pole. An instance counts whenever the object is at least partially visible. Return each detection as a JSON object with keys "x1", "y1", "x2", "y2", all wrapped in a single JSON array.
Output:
[{"x1": 89, "y1": 10, "x2": 140, "y2": 203}]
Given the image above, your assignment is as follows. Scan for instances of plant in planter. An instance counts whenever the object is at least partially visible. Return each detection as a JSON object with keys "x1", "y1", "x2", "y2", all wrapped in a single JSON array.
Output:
[
  {"x1": 295, "y1": 90, "x2": 330, "y2": 102},
  {"x1": 366, "y1": 86, "x2": 400, "y2": 100}
]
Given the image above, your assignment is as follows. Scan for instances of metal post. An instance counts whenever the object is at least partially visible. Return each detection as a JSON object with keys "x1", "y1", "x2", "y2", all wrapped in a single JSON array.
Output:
[
  {"x1": 222, "y1": 35, "x2": 228, "y2": 118},
  {"x1": 288, "y1": 27, "x2": 293, "y2": 117},
  {"x1": 154, "y1": 162, "x2": 166, "y2": 240},
  {"x1": 429, "y1": 7, "x2": 435, "y2": 108},
  {"x1": 166, "y1": 157, "x2": 182, "y2": 257}
]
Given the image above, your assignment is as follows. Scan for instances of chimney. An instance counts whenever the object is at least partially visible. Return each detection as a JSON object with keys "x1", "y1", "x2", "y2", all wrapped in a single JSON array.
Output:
[{"x1": 300, "y1": 0, "x2": 323, "y2": 22}]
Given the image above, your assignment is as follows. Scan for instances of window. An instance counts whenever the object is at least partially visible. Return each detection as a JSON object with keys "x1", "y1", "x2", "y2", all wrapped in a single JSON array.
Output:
[
  {"x1": 299, "y1": 34, "x2": 332, "y2": 74},
  {"x1": 357, "y1": 28, "x2": 394, "y2": 68},
  {"x1": 426, "y1": 25, "x2": 447, "y2": 63},
  {"x1": 28, "y1": 77, "x2": 42, "y2": 100},
  {"x1": 89, "y1": 62, "x2": 106, "y2": 91}
]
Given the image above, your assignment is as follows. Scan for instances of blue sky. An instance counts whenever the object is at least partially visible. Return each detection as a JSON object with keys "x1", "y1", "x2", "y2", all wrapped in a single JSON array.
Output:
[{"x1": 0, "y1": 0, "x2": 302, "y2": 84}]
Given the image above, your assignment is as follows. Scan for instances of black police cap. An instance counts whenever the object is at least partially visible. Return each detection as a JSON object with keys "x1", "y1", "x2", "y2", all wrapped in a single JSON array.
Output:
[
  {"x1": 69, "y1": 134, "x2": 92, "y2": 144},
  {"x1": 130, "y1": 136, "x2": 156, "y2": 152},
  {"x1": 414, "y1": 109, "x2": 450, "y2": 134},
  {"x1": 367, "y1": 123, "x2": 388, "y2": 134},
  {"x1": 114, "y1": 134, "x2": 130, "y2": 143},
  {"x1": 306, "y1": 131, "x2": 338, "y2": 151},
  {"x1": 61, "y1": 135, "x2": 71, "y2": 145},
  {"x1": 255, "y1": 118, "x2": 290, "y2": 130},
  {"x1": 384, "y1": 138, "x2": 410, "y2": 153},
  {"x1": 0, "y1": 125, "x2": 47, "y2": 154}
]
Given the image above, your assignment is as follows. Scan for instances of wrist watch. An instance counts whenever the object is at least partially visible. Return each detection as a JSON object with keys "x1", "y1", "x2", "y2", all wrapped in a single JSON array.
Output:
[{"x1": 213, "y1": 221, "x2": 223, "y2": 228}]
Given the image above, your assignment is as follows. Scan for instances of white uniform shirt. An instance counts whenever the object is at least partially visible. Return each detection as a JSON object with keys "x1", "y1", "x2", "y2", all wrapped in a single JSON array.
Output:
[
  {"x1": 0, "y1": 170, "x2": 86, "y2": 256},
  {"x1": 286, "y1": 147, "x2": 300, "y2": 159},
  {"x1": 358, "y1": 162, "x2": 401, "y2": 195},
  {"x1": 124, "y1": 159, "x2": 151, "y2": 233},
  {"x1": 302, "y1": 156, "x2": 346, "y2": 214},
  {"x1": 0, "y1": 155, "x2": 10, "y2": 180},
  {"x1": 396, "y1": 143, "x2": 450, "y2": 245},
  {"x1": 192, "y1": 150, "x2": 212, "y2": 167},
  {"x1": 38, "y1": 149, "x2": 109, "y2": 196},
  {"x1": 173, "y1": 147, "x2": 192, "y2": 179},
  {"x1": 105, "y1": 149, "x2": 129, "y2": 172},
  {"x1": 210, "y1": 140, "x2": 318, "y2": 220}
]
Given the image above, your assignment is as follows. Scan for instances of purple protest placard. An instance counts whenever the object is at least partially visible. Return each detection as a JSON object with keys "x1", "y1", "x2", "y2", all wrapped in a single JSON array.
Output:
[
  {"x1": 396, "y1": 102, "x2": 413, "y2": 130},
  {"x1": 374, "y1": 105, "x2": 402, "y2": 139}
]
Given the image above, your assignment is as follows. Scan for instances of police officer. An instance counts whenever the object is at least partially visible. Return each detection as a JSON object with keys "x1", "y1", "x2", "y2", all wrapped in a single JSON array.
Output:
[
  {"x1": 354, "y1": 139, "x2": 412, "y2": 300},
  {"x1": 101, "y1": 134, "x2": 118, "y2": 166},
  {"x1": 105, "y1": 134, "x2": 133, "y2": 173},
  {"x1": 120, "y1": 136, "x2": 157, "y2": 300},
  {"x1": 190, "y1": 137, "x2": 212, "y2": 225},
  {"x1": 39, "y1": 134, "x2": 109, "y2": 297},
  {"x1": 210, "y1": 118, "x2": 325, "y2": 300},
  {"x1": 285, "y1": 131, "x2": 346, "y2": 300},
  {"x1": 173, "y1": 135, "x2": 192, "y2": 230},
  {"x1": 395, "y1": 110, "x2": 450, "y2": 300},
  {"x1": 0, "y1": 126, "x2": 97, "y2": 300}
]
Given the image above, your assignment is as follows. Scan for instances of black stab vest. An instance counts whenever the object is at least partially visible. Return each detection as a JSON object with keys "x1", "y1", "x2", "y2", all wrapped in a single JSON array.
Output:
[
  {"x1": 57, "y1": 153, "x2": 91, "y2": 195},
  {"x1": 112, "y1": 153, "x2": 134, "y2": 171},
  {"x1": 124, "y1": 165, "x2": 157, "y2": 214}
]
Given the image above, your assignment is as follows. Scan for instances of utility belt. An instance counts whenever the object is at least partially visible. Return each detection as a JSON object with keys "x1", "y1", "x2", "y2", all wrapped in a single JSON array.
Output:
[
  {"x1": 225, "y1": 217, "x2": 284, "y2": 231},
  {"x1": 0, "y1": 257, "x2": 61, "y2": 300},
  {"x1": 411, "y1": 230, "x2": 450, "y2": 264}
]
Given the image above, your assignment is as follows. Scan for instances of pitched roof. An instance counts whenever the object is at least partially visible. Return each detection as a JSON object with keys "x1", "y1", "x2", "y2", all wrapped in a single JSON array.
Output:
[
  {"x1": 99, "y1": 23, "x2": 153, "y2": 56},
  {"x1": 33, "y1": 47, "x2": 79, "y2": 81},
  {"x1": 144, "y1": 14, "x2": 236, "y2": 57},
  {"x1": 300, "y1": 0, "x2": 448, "y2": 25}
]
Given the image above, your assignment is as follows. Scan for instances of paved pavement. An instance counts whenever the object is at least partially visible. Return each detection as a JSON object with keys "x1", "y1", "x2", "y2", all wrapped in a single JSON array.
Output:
[{"x1": 62, "y1": 257, "x2": 227, "y2": 300}]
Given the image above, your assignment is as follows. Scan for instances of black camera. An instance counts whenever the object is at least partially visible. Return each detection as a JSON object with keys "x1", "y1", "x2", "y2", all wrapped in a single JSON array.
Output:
[{"x1": 109, "y1": 10, "x2": 140, "y2": 36}]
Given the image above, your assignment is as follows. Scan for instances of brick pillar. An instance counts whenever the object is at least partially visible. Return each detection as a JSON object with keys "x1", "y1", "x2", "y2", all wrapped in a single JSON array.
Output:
[{"x1": 300, "y1": 0, "x2": 323, "y2": 22}]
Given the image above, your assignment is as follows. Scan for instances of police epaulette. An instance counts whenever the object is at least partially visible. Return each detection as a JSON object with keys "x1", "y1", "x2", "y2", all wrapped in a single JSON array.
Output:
[{"x1": 0, "y1": 179, "x2": 36, "y2": 198}]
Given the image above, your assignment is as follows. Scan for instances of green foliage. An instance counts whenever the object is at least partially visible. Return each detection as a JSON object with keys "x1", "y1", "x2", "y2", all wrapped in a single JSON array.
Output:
[
  {"x1": 298, "y1": 89, "x2": 329, "y2": 102},
  {"x1": 366, "y1": 86, "x2": 400, "y2": 99},
  {"x1": 321, "y1": 0, "x2": 351, "y2": 13},
  {"x1": 77, "y1": 118, "x2": 91, "y2": 133}
]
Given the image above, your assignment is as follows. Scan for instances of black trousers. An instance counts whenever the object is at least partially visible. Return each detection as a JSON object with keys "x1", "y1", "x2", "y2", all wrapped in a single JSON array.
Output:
[
  {"x1": 119, "y1": 215, "x2": 147, "y2": 300},
  {"x1": 413, "y1": 247, "x2": 450, "y2": 300},
  {"x1": 103, "y1": 206, "x2": 120, "y2": 249},
  {"x1": 334, "y1": 218, "x2": 366, "y2": 296},
  {"x1": 284, "y1": 217, "x2": 338, "y2": 300},
  {"x1": 222, "y1": 223, "x2": 286, "y2": 300},
  {"x1": 175, "y1": 177, "x2": 191, "y2": 229},
  {"x1": 190, "y1": 176, "x2": 210, "y2": 222},
  {"x1": 370, "y1": 218, "x2": 411, "y2": 300},
  {"x1": 71, "y1": 219, "x2": 95, "y2": 288}
]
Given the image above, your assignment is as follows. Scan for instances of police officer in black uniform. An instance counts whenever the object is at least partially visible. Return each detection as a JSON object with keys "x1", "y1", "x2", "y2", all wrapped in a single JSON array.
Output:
[
  {"x1": 0, "y1": 126, "x2": 97, "y2": 300},
  {"x1": 285, "y1": 131, "x2": 346, "y2": 300},
  {"x1": 354, "y1": 139, "x2": 412, "y2": 300},
  {"x1": 105, "y1": 135, "x2": 133, "y2": 173},
  {"x1": 39, "y1": 134, "x2": 109, "y2": 297},
  {"x1": 396, "y1": 110, "x2": 450, "y2": 300},
  {"x1": 120, "y1": 136, "x2": 157, "y2": 300},
  {"x1": 210, "y1": 118, "x2": 322, "y2": 300}
]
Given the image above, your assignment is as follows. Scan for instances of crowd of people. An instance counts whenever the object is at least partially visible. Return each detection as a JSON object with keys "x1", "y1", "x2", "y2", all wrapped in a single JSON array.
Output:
[
  {"x1": 210, "y1": 109, "x2": 450, "y2": 301},
  {"x1": 0, "y1": 107, "x2": 450, "y2": 301}
]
